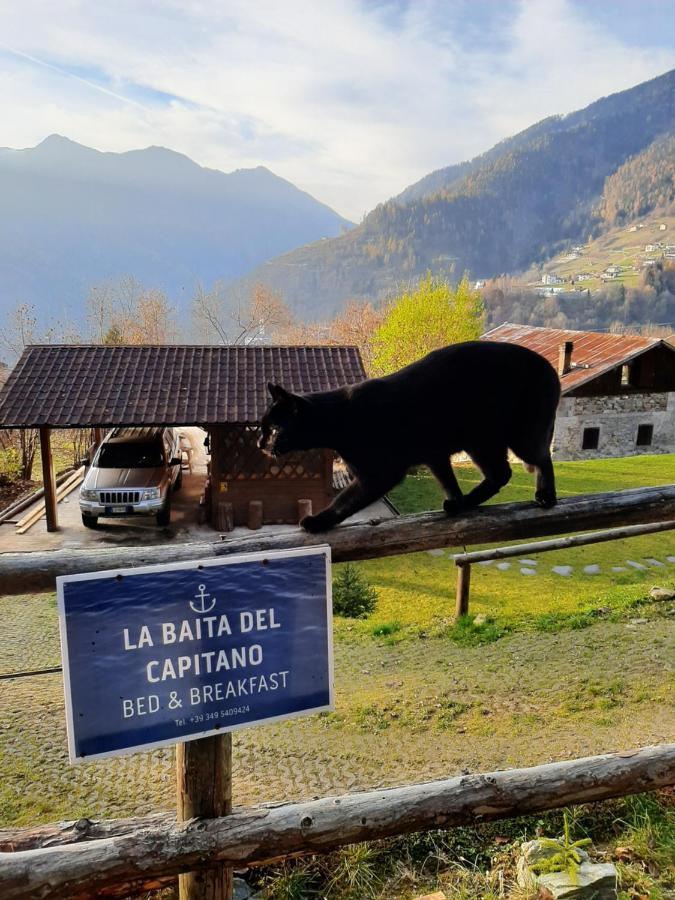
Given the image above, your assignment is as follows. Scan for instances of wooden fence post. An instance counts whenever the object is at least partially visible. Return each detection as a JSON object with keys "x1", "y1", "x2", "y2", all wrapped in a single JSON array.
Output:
[
  {"x1": 176, "y1": 734, "x2": 232, "y2": 899},
  {"x1": 247, "y1": 500, "x2": 263, "y2": 530},
  {"x1": 217, "y1": 500, "x2": 234, "y2": 532},
  {"x1": 298, "y1": 498, "x2": 312, "y2": 522},
  {"x1": 455, "y1": 562, "x2": 471, "y2": 619}
]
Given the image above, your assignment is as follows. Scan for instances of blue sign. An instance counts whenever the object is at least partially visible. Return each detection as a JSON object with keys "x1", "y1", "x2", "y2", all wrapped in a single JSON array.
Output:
[{"x1": 57, "y1": 547, "x2": 332, "y2": 761}]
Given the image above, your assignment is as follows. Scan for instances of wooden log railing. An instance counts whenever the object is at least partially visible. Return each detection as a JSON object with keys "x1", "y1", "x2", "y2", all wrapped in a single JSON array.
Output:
[
  {"x1": 1, "y1": 745, "x2": 673, "y2": 900},
  {"x1": 1, "y1": 484, "x2": 674, "y2": 595},
  {"x1": 450, "y1": 517, "x2": 675, "y2": 619}
]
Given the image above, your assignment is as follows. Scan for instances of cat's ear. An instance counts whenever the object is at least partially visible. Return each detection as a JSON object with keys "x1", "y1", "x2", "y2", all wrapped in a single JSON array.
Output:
[{"x1": 267, "y1": 382, "x2": 292, "y2": 403}]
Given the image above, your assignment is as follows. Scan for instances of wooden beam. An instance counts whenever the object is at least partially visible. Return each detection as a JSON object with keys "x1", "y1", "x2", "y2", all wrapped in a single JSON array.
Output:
[
  {"x1": 38, "y1": 427, "x2": 58, "y2": 533},
  {"x1": 15, "y1": 468, "x2": 84, "y2": 534},
  {"x1": 451, "y1": 519, "x2": 675, "y2": 566},
  {"x1": 0, "y1": 485, "x2": 673, "y2": 595},
  {"x1": 0, "y1": 465, "x2": 78, "y2": 525},
  {"x1": 176, "y1": 735, "x2": 232, "y2": 899},
  {"x1": 0, "y1": 744, "x2": 673, "y2": 900}
]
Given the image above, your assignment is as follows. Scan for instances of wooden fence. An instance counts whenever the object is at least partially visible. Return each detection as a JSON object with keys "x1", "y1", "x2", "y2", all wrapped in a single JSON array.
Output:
[
  {"x1": 1, "y1": 484, "x2": 674, "y2": 595},
  {"x1": 0, "y1": 484, "x2": 674, "y2": 899},
  {"x1": 2, "y1": 745, "x2": 674, "y2": 900}
]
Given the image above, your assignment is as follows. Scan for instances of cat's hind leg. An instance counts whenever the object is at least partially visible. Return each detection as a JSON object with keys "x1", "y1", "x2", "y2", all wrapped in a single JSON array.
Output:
[
  {"x1": 427, "y1": 456, "x2": 464, "y2": 516},
  {"x1": 462, "y1": 446, "x2": 512, "y2": 509},
  {"x1": 533, "y1": 452, "x2": 557, "y2": 508},
  {"x1": 511, "y1": 434, "x2": 557, "y2": 508}
]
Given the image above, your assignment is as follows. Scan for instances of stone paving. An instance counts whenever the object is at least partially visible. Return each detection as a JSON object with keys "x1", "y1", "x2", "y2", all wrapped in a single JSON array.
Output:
[{"x1": 435, "y1": 549, "x2": 675, "y2": 578}]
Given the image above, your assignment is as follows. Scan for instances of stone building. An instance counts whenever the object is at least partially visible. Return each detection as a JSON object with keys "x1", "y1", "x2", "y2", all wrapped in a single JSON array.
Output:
[{"x1": 483, "y1": 324, "x2": 675, "y2": 460}]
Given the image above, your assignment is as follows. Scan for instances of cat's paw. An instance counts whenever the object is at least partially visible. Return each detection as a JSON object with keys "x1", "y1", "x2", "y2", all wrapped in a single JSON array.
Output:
[
  {"x1": 300, "y1": 513, "x2": 334, "y2": 533},
  {"x1": 443, "y1": 498, "x2": 464, "y2": 516},
  {"x1": 535, "y1": 491, "x2": 557, "y2": 509}
]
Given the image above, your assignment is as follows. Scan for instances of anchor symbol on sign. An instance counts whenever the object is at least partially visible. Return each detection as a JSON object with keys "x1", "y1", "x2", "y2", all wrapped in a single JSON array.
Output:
[{"x1": 190, "y1": 584, "x2": 216, "y2": 614}]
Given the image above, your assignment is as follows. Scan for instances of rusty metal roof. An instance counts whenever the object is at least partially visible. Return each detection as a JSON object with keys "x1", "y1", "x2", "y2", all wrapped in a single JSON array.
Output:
[
  {"x1": 482, "y1": 323, "x2": 673, "y2": 393},
  {"x1": 0, "y1": 344, "x2": 366, "y2": 428}
]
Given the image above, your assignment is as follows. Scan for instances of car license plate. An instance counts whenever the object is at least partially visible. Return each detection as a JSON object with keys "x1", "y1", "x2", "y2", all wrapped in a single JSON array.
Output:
[{"x1": 112, "y1": 506, "x2": 127, "y2": 513}]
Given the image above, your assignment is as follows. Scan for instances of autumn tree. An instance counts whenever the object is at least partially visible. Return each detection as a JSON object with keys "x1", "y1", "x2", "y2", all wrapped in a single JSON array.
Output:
[
  {"x1": 86, "y1": 276, "x2": 176, "y2": 344},
  {"x1": 370, "y1": 273, "x2": 484, "y2": 376},
  {"x1": 329, "y1": 301, "x2": 384, "y2": 373}
]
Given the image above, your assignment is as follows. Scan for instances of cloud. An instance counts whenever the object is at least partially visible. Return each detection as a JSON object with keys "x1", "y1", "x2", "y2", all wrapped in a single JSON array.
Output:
[{"x1": 0, "y1": 0, "x2": 673, "y2": 219}]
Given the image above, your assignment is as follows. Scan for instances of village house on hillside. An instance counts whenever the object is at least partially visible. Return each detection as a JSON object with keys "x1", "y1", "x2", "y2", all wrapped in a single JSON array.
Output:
[{"x1": 483, "y1": 324, "x2": 675, "y2": 460}]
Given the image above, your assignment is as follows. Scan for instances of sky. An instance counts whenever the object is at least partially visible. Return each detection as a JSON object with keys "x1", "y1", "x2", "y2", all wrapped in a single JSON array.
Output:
[{"x1": 0, "y1": 0, "x2": 673, "y2": 221}]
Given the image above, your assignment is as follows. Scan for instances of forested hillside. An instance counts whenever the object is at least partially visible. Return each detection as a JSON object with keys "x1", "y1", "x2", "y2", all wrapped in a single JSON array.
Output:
[
  {"x1": 245, "y1": 68, "x2": 675, "y2": 319},
  {"x1": 599, "y1": 132, "x2": 675, "y2": 226}
]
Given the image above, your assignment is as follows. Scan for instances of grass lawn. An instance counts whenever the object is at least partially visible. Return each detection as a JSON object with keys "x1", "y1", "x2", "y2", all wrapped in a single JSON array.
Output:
[
  {"x1": 336, "y1": 454, "x2": 675, "y2": 642},
  {"x1": 0, "y1": 453, "x2": 673, "y2": 900}
]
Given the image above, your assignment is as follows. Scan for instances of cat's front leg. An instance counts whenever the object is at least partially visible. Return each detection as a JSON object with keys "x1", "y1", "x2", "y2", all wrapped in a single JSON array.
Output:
[
  {"x1": 300, "y1": 474, "x2": 399, "y2": 533},
  {"x1": 300, "y1": 509, "x2": 340, "y2": 533}
]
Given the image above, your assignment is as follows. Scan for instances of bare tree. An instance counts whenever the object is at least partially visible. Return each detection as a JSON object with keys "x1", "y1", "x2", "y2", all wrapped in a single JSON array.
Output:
[
  {"x1": 86, "y1": 277, "x2": 177, "y2": 344},
  {"x1": 192, "y1": 281, "x2": 293, "y2": 345},
  {"x1": 0, "y1": 303, "x2": 38, "y2": 358}
]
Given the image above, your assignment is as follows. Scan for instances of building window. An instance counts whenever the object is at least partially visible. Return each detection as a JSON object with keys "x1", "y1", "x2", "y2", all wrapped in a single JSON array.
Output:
[
  {"x1": 582, "y1": 427, "x2": 600, "y2": 450},
  {"x1": 636, "y1": 424, "x2": 653, "y2": 447}
]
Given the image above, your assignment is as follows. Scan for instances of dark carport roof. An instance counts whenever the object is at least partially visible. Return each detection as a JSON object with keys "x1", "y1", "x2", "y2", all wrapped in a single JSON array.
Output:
[{"x1": 0, "y1": 344, "x2": 366, "y2": 428}]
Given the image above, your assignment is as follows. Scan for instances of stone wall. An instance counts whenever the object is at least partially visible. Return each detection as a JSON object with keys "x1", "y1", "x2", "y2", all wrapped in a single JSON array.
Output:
[{"x1": 552, "y1": 391, "x2": 675, "y2": 460}]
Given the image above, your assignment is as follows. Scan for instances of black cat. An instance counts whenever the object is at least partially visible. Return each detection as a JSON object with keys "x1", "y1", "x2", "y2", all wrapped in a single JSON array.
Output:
[{"x1": 259, "y1": 341, "x2": 560, "y2": 533}]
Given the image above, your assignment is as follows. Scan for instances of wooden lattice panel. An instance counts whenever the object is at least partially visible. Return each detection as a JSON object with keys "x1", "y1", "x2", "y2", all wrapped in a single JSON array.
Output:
[{"x1": 217, "y1": 425, "x2": 324, "y2": 481}]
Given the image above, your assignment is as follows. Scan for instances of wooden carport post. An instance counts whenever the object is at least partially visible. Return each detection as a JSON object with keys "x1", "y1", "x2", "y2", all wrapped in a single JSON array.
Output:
[
  {"x1": 38, "y1": 426, "x2": 58, "y2": 532},
  {"x1": 176, "y1": 733, "x2": 233, "y2": 899}
]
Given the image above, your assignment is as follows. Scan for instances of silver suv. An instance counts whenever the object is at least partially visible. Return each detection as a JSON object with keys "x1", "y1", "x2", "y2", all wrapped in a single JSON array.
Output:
[{"x1": 79, "y1": 427, "x2": 182, "y2": 528}]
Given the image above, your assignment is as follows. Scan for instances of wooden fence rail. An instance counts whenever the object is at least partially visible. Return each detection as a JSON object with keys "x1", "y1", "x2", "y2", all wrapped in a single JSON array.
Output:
[
  {"x1": 1, "y1": 744, "x2": 673, "y2": 900},
  {"x1": 451, "y1": 518, "x2": 675, "y2": 618},
  {"x1": 1, "y1": 484, "x2": 674, "y2": 595}
]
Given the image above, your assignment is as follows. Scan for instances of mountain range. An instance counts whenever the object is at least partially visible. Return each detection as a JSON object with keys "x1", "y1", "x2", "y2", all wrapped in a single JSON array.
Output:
[
  {"x1": 0, "y1": 136, "x2": 352, "y2": 326},
  {"x1": 243, "y1": 67, "x2": 675, "y2": 319},
  {"x1": 1, "y1": 67, "x2": 674, "y2": 332}
]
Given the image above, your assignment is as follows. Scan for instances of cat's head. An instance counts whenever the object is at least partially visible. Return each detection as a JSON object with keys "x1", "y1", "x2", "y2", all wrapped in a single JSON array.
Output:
[{"x1": 258, "y1": 383, "x2": 316, "y2": 456}]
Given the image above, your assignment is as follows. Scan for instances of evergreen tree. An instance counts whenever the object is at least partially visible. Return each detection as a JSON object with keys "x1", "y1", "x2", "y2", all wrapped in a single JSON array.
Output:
[{"x1": 333, "y1": 564, "x2": 378, "y2": 619}]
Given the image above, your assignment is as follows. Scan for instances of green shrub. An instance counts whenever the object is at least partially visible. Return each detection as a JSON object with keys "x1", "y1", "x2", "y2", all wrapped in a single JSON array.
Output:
[
  {"x1": 370, "y1": 620, "x2": 401, "y2": 637},
  {"x1": 447, "y1": 615, "x2": 506, "y2": 646},
  {"x1": 0, "y1": 448, "x2": 21, "y2": 487},
  {"x1": 333, "y1": 564, "x2": 378, "y2": 618}
]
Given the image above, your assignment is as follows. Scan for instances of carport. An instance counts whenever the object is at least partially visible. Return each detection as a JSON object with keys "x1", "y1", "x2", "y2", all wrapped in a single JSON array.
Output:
[{"x1": 0, "y1": 344, "x2": 366, "y2": 532}]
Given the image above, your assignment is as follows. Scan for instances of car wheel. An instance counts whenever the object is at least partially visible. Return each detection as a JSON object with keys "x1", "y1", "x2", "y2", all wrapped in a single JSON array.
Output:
[
  {"x1": 174, "y1": 468, "x2": 183, "y2": 491},
  {"x1": 156, "y1": 500, "x2": 171, "y2": 527},
  {"x1": 81, "y1": 513, "x2": 98, "y2": 529}
]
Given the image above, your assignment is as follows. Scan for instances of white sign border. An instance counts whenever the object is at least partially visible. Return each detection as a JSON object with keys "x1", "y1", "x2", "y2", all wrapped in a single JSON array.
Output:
[{"x1": 57, "y1": 544, "x2": 333, "y2": 764}]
